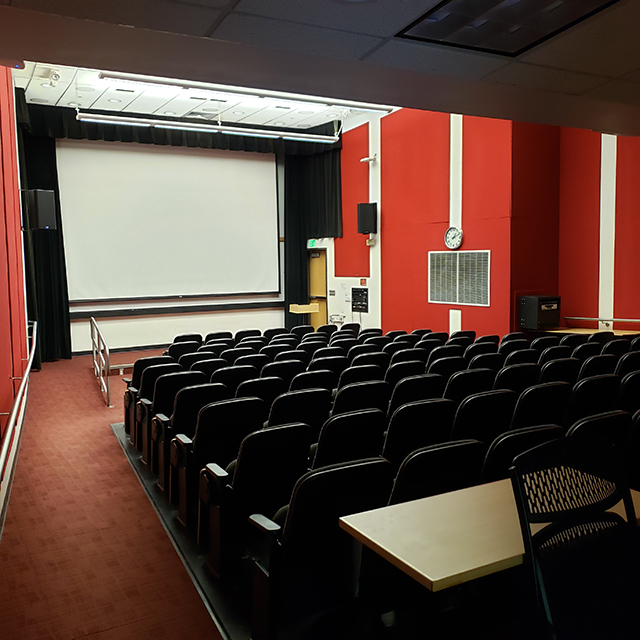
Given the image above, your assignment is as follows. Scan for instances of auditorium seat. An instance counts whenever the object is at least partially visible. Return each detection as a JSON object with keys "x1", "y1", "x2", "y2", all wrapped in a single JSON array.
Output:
[
  {"x1": 172, "y1": 333, "x2": 203, "y2": 345},
  {"x1": 171, "y1": 396, "x2": 267, "y2": 527},
  {"x1": 450, "y1": 330, "x2": 476, "y2": 341},
  {"x1": 358, "y1": 328, "x2": 383, "y2": 340},
  {"x1": 382, "y1": 399, "x2": 456, "y2": 469},
  {"x1": 331, "y1": 380, "x2": 392, "y2": 416},
  {"x1": 290, "y1": 324, "x2": 314, "y2": 339},
  {"x1": 351, "y1": 351, "x2": 390, "y2": 370},
  {"x1": 283, "y1": 342, "x2": 319, "y2": 358},
  {"x1": 509, "y1": 381, "x2": 572, "y2": 430},
  {"x1": 235, "y1": 353, "x2": 269, "y2": 372},
  {"x1": 260, "y1": 344, "x2": 293, "y2": 361},
  {"x1": 210, "y1": 365, "x2": 258, "y2": 395},
  {"x1": 497, "y1": 339, "x2": 529, "y2": 356},
  {"x1": 316, "y1": 323, "x2": 338, "y2": 336},
  {"x1": 426, "y1": 355, "x2": 467, "y2": 381},
  {"x1": 631, "y1": 335, "x2": 640, "y2": 352},
  {"x1": 263, "y1": 327, "x2": 289, "y2": 341},
  {"x1": 616, "y1": 371, "x2": 640, "y2": 414},
  {"x1": 587, "y1": 330, "x2": 615, "y2": 344},
  {"x1": 393, "y1": 333, "x2": 420, "y2": 346},
  {"x1": 270, "y1": 336, "x2": 300, "y2": 348},
  {"x1": 205, "y1": 331, "x2": 233, "y2": 343},
  {"x1": 559, "y1": 333, "x2": 588, "y2": 348},
  {"x1": 500, "y1": 331, "x2": 526, "y2": 344},
  {"x1": 273, "y1": 349, "x2": 310, "y2": 365},
  {"x1": 463, "y1": 341, "x2": 498, "y2": 363},
  {"x1": 389, "y1": 440, "x2": 485, "y2": 505},
  {"x1": 428, "y1": 331, "x2": 449, "y2": 342},
  {"x1": 504, "y1": 348, "x2": 540, "y2": 366},
  {"x1": 190, "y1": 358, "x2": 228, "y2": 378},
  {"x1": 330, "y1": 337, "x2": 359, "y2": 352},
  {"x1": 475, "y1": 334, "x2": 500, "y2": 344},
  {"x1": 390, "y1": 347, "x2": 429, "y2": 365},
  {"x1": 340, "y1": 322, "x2": 361, "y2": 335},
  {"x1": 336, "y1": 364, "x2": 384, "y2": 389},
  {"x1": 530, "y1": 335, "x2": 560, "y2": 352},
  {"x1": 238, "y1": 338, "x2": 268, "y2": 351},
  {"x1": 538, "y1": 357, "x2": 581, "y2": 385},
  {"x1": 564, "y1": 374, "x2": 620, "y2": 426},
  {"x1": 615, "y1": 351, "x2": 640, "y2": 378},
  {"x1": 178, "y1": 351, "x2": 220, "y2": 370},
  {"x1": 566, "y1": 410, "x2": 632, "y2": 448},
  {"x1": 347, "y1": 343, "x2": 379, "y2": 363},
  {"x1": 261, "y1": 360, "x2": 306, "y2": 388},
  {"x1": 537, "y1": 345, "x2": 572, "y2": 366},
  {"x1": 363, "y1": 335, "x2": 392, "y2": 349},
  {"x1": 571, "y1": 341, "x2": 602, "y2": 362},
  {"x1": 577, "y1": 353, "x2": 617, "y2": 380},
  {"x1": 384, "y1": 360, "x2": 426, "y2": 388},
  {"x1": 468, "y1": 352, "x2": 506, "y2": 372},
  {"x1": 382, "y1": 341, "x2": 412, "y2": 356},
  {"x1": 202, "y1": 340, "x2": 234, "y2": 355},
  {"x1": 415, "y1": 338, "x2": 446, "y2": 357},
  {"x1": 289, "y1": 369, "x2": 337, "y2": 392},
  {"x1": 425, "y1": 344, "x2": 464, "y2": 368},
  {"x1": 307, "y1": 355, "x2": 349, "y2": 377},
  {"x1": 167, "y1": 340, "x2": 200, "y2": 361},
  {"x1": 446, "y1": 336, "x2": 473, "y2": 349},
  {"x1": 493, "y1": 363, "x2": 540, "y2": 394},
  {"x1": 236, "y1": 376, "x2": 286, "y2": 407},
  {"x1": 330, "y1": 331, "x2": 355, "y2": 345},
  {"x1": 450, "y1": 389, "x2": 517, "y2": 445},
  {"x1": 601, "y1": 338, "x2": 631, "y2": 358},
  {"x1": 220, "y1": 346, "x2": 256, "y2": 364},
  {"x1": 386, "y1": 374, "x2": 446, "y2": 420},
  {"x1": 312, "y1": 345, "x2": 346, "y2": 360},
  {"x1": 265, "y1": 388, "x2": 332, "y2": 437},
  {"x1": 442, "y1": 368, "x2": 495, "y2": 409},
  {"x1": 198, "y1": 423, "x2": 312, "y2": 579},
  {"x1": 234, "y1": 328, "x2": 262, "y2": 343}
]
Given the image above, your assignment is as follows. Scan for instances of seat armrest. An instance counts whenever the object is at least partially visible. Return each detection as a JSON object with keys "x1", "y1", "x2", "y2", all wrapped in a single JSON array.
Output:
[
  {"x1": 136, "y1": 397, "x2": 152, "y2": 422},
  {"x1": 204, "y1": 462, "x2": 228, "y2": 480},
  {"x1": 249, "y1": 513, "x2": 281, "y2": 535},
  {"x1": 123, "y1": 377, "x2": 132, "y2": 386},
  {"x1": 170, "y1": 434, "x2": 193, "y2": 468},
  {"x1": 200, "y1": 463, "x2": 229, "y2": 506},
  {"x1": 151, "y1": 413, "x2": 170, "y2": 441}
]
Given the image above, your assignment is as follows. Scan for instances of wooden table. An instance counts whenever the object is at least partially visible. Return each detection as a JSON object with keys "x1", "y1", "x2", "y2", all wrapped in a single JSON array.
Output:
[{"x1": 340, "y1": 480, "x2": 640, "y2": 592}]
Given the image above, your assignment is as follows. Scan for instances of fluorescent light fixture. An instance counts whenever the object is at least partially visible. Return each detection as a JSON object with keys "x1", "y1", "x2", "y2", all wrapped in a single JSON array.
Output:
[{"x1": 76, "y1": 112, "x2": 339, "y2": 143}]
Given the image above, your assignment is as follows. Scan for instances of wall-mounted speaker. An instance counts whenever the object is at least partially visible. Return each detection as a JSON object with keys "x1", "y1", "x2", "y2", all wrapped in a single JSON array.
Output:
[
  {"x1": 357, "y1": 202, "x2": 377, "y2": 234},
  {"x1": 26, "y1": 189, "x2": 57, "y2": 230}
]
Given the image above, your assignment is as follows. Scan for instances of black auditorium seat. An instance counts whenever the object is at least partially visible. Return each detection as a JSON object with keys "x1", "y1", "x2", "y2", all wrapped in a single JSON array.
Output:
[
  {"x1": 249, "y1": 458, "x2": 393, "y2": 640},
  {"x1": 201, "y1": 341, "x2": 233, "y2": 356},
  {"x1": 410, "y1": 328, "x2": 432, "y2": 337},
  {"x1": 363, "y1": 335, "x2": 392, "y2": 349},
  {"x1": 538, "y1": 357, "x2": 581, "y2": 385},
  {"x1": 616, "y1": 371, "x2": 640, "y2": 414},
  {"x1": 386, "y1": 373, "x2": 446, "y2": 420},
  {"x1": 530, "y1": 335, "x2": 560, "y2": 352},
  {"x1": 154, "y1": 382, "x2": 229, "y2": 495},
  {"x1": 234, "y1": 328, "x2": 261, "y2": 343},
  {"x1": 426, "y1": 356, "x2": 467, "y2": 381},
  {"x1": 510, "y1": 381, "x2": 572, "y2": 430},
  {"x1": 442, "y1": 368, "x2": 495, "y2": 408},
  {"x1": 537, "y1": 345, "x2": 572, "y2": 366},
  {"x1": 426, "y1": 344, "x2": 464, "y2": 368},
  {"x1": 205, "y1": 331, "x2": 233, "y2": 343},
  {"x1": 307, "y1": 355, "x2": 349, "y2": 377},
  {"x1": 450, "y1": 389, "x2": 517, "y2": 446},
  {"x1": 446, "y1": 336, "x2": 473, "y2": 349},
  {"x1": 351, "y1": 351, "x2": 390, "y2": 370},
  {"x1": 177, "y1": 351, "x2": 219, "y2": 370},
  {"x1": 220, "y1": 346, "x2": 255, "y2": 365},
  {"x1": 316, "y1": 323, "x2": 338, "y2": 336},
  {"x1": 312, "y1": 345, "x2": 346, "y2": 360},
  {"x1": 428, "y1": 331, "x2": 449, "y2": 343},
  {"x1": 479, "y1": 425, "x2": 563, "y2": 484},
  {"x1": 571, "y1": 341, "x2": 602, "y2": 362},
  {"x1": 261, "y1": 360, "x2": 306, "y2": 388},
  {"x1": 235, "y1": 353, "x2": 270, "y2": 372},
  {"x1": 273, "y1": 349, "x2": 310, "y2": 365},
  {"x1": 464, "y1": 341, "x2": 498, "y2": 363},
  {"x1": 123, "y1": 355, "x2": 172, "y2": 436},
  {"x1": 385, "y1": 330, "x2": 407, "y2": 340},
  {"x1": 330, "y1": 337, "x2": 359, "y2": 352},
  {"x1": 265, "y1": 388, "x2": 332, "y2": 437},
  {"x1": 631, "y1": 335, "x2": 640, "y2": 351},
  {"x1": 288, "y1": 369, "x2": 337, "y2": 392},
  {"x1": 390, "y1": 348, "x2": 429, "y2": 365},
  {"x1": 236, "y1": 376, "x2": 286, "y2": 407},
  {"x1": 263, "y1": 327, "x2": 288, "y2": 341},
  {"x1": 384, "y1": 361, "x2": 425, "y2": 388},
  {"x1": 564, "y1": 374, "x2": 620, "y2": 427},
  {"x1": 358, "y1": 328, "x2": 383, "y2": 340},
  {"x1": 269, "y1": 335, "x2": 299, "y2": 348},
  {"x1": 347, "y1": 343, "x2": 379, "y2": 363},
  {"x1": 190, "y1": 358, "x2": 228, "y2": 378},
  {"x1": 577, "y1": 353, "x2": 617, "y2": 380},
  {"x1": 238, "y1": 338, "x2": 267, "y2": 352},
  {"x1": 468, "y1": 352, "x2": 506, "y2": 372},
  {"x1": 336, "y1": 364, "x2": 384, "y2": 390},
  {"x1": 587, "y1": 330, "x2": 615, "y2": 344},
  {"x1": 559, "y1": 333, "x2": 588, "y2": 348},
  {"x1": 382, "y1": 341, "x2": 412, "y2": 356},
  {"x1": 173, "y1": 333, "x2": 203, "y2": 345},
  {"x1": 340, "y1": 322, "x2": 361, "y2": 335},
  {"x1": 615, "y1": 351, "x2": 640, "y2": 378},
  {"x1": 167, "y1": 340, "x2": 200, "y2": 361},
  {"x1": 312, "y1": 408, "x2": 387, "y2": 468},
  {"x1": 331, "y1": 380, "x2": 392, "y2": 417},
  {"x1": 171, "y1": 396, "x2": 267, "y2": 527},
  {"x1": 295, "y1": 342, "x2": 325, "y2": 358},
  {"x1": 450, "y1": 329, "x2": 476, "y2": 341},
  {"x1": 497, "y1": 339, "x2": 529, "y2": 356},
  {"x1": 198, "y1": 423, "x2": 312, "y2": 579},
  {"x1": 500, "y1": 331, "x2": 526, "y2": 344},
  {"x1": 389, "y1": 440, "x2": 485, "y2": 505},
  {"x1": 382, "y1": 399, "x2": 456, "y2": 469},
  {"x1": 210, "y1": 365, "x2": 258, "y2": 396},
  {"x1": 566, "y1": 410, "x2": 632, "y2": 448},
  {"x1": 301, "y1": 332, "x2": 327, "y2": 343},
  {"x1": 290, "y1": 324, "x2": 314, "y2": 339},
  {"x1": 601, "y1": 338, "x2": 631, "y2": 358},
  {"x1": 260, "y1": 344, "x2": 293, "y2": 361},
  {"x1": 493, "y1": 363, "x2": 540, "y2": 394},
  {"x1": 132, "y1": 362, "x2": 182, "y2": 449},
  {"x1": 504, "y1": 348, "x2": 540, "y2": 366},
  {"x1": 416, "y1": 339, "x2": 446, "y2": 357},
  {"x1": 394, "y1": 333, "x2": 420, "y2": 346},
  {"x1": 475, "y1": 334, "x2": 500, "y2": 344}
]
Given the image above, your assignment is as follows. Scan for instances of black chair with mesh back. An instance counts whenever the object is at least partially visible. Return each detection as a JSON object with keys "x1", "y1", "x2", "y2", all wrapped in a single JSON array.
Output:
[
  {"x1": 312, "y1": 345, "x2": 346, "y2": 360},
  {"x1": 316, "y1": 324, "x2": 338, "y2": 337},
  {"x1": 498, "y1": 339, "x2": 529, "y2": 356},
  {"x1": 290, "y1": 325, "x2": 314, "y2": 340},
  {"x1": 351, "y1": 351, "x2": 390, "y2": 371},
  {"x1": 386, "y1": 374, "x2": 446, "y2": 420},
  {"x1": 347, "y1": 343, "x2": 379, "y2": 363},
  {"x1": 210, "y1": 365, "x2": 258, "y2": 396},
  {"x1": 123, "y1": 355, "x2": 173, "y2": 436},
  {"x1": 500, "y1": 331, "x2": 526, "y2": 344},
  {"x1": 359, "y1": 328, "x2": 383, "y2": 340},
  {"x1": 235, "y1": 353, "x2": 270, "y2": 372},
  {"x1": 427, "y1": 356, "x2": 467, "y2": 382},
  {"x1": 504, "y1": 348, "x2": 540, "y2": 366},
  {"x1": 389, "y1": 440, "x2": 485, "y2": 505},
  {"x1": 617, "y1": 371, "x2": 640, "y2": 414},
  {"x1": 364, "y1": 335, "x2": 392, "y2": 349},
  {"x1": 537, "y1": 345, "x2": 572, "y2": 366},
  {"x1": 132, "y1": 362, "x2": 182, "y2": 449},
  {"x1": 336, "y1": 364, "x2": 384, "y2": 390},
  {"x1": 220, "y1": 346, "x2": 256, "y2": 365},
  {"x1": 558, "y1": 333, "x2": 587, "y2": 348},
  {"x1": 587, "y1": 330, "x2": 615, "y2": 344},
  {"x1": 382, "y1": 341, "x2": 412, "y2": 356},
  {"x1": 312, "y1": 408, "x2": 387, "y2": 468},
  {"x1": 171, "y1": 396, "x2": 267, "y2": 527},
  {"x1": 479, "y1": 425, "x2": 563, "y2": 484},
  {"x1": 260, "y1": 344, "x2": 293, "y2": 362},
  {"x1": 384, "y1": 360, "x2": 426, "y2": 389},
  {"x1": 601, "y1": 338, "x2": 631, "y2": 358},
  {"x1": 265, "y1": 388, "x2": 332, "y2": 438},
  {"x1": 510, "y1": 436, "x2": 640, "y2": 640},
  {"x1": 567, "y1": 410, "x2": 633, "y2": 448},
  {"x1": 538, "y1": 357, "x2": 581, "y2": 385},
  {"x1": 199, "y1": 423, "x2": 312, "y2": 579},
  {"x1": 615, "y1": 350, "x2": 640, "y2": 378},
  {"x1": 468, "y1": 352, "x2": 506, "y2": 372},
  {"x1": 464, "y1": 341, "x2": 498, "y2": 363},
  {"x1": 261, "y1": 360, "x2": 306, "y2": 389},
  {"x1": 475, "y1": 334, "x2": 500, "y2": 344},
  {"x1": 167, "y1": 340, "x2": 200, "y2": 361},
  {"x1": 564, "y1": 374, "x2": 620, "y2": 427},
  {"x1": 390, "y1": 348, "x2": 429, "y2": 365},
  {"x1": 273, "y1": 349, "x2": 310, "y2": 366},
  {"x1": 394, "y1": 333, "x2": 420, "y2": 347},
  {"x1": 577, "y1": 353, "x2": 617, "y2": 380},
  {"x1": 177, "y1": 351, "x2": 218, "y2": 370},
  {"x1": 571, "y1": 341, "x2": 602, "y2": 363},
  {"x1": 205, "y1": 331, "x2": 233, "y2": 343},
  {"x1": 191, "y1": 358, "x2": 229, "y2": 378},
  {"x1": 142, "y1": 370, "x2": 207, "y2": 469},
  {"x1": 307, "y1": 355, "x2": 349, "y2": 377},
  {"x1": 249, "y1": 458, "x2": 393, "y2": 640},
  {"x1": 288, "y1": 369, "x2": 337, "y2": 392},
  {"x1": 530, "y1": 335, "x2": 560, "y2": 352},
  {"x1": 234, "y1": 328, "x2": 262, "y2": 344},
  {"x1": 411, "y1": 328, "x2": 432, "y2": 337},
  {"x1": 382, "y1": 398, "x2": 456, "y2": 469},
  {"x1": 425, "y1": 344, "x2": 464, "y2": 368},
  {"x1": 510, "y1": 381, "x2": 572, "y2": 430},
  {"x1": 451, "y1": 329, "x2": 476, "y2": 341},
  {"x1": 493, "y1": 363, "x2": 540, "y2": 394},
  {"x1": 173, "y1": 332, "x2": 203, "y2": 345},
  {"x1": 385, "y1": 330, "x2": 407, "y2": 340},
  {"x1": 443, "y1": 368, "x2": 495, "y2": 409},
  {"x1": 236, "y1": 376, "x2": 287, "y2": 408},
  {"x1": 450, "y1": 389, "x2": 518, "y2": 445},
  {"x1": 154, "y1": 382, "x2": 229, "y2": 495},
  {"x1": 446, "y1": 336, "x2": 473, "y2": 349},
  {"x1": 263, "y1": 327, "x2": 288, "y2": 341},
  {"x1": 332, "y1": 380, "x2": 392, "y2": 417}
]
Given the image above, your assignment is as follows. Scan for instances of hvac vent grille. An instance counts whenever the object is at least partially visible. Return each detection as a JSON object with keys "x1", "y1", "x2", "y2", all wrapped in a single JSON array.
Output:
[{"x1": 429, "y1": 250, "x2": 490, "y2": 307}]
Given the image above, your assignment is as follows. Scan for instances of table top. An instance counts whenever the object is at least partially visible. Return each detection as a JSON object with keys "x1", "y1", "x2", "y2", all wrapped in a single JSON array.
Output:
[{"x1": 340, "y1": 479, "x2": 640, "y2": 593}]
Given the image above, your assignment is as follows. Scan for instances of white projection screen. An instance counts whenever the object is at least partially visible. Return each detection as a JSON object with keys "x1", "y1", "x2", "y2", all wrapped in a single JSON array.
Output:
[{"x1": 56, "y1": 139, "x2": 280, "y2": 301}]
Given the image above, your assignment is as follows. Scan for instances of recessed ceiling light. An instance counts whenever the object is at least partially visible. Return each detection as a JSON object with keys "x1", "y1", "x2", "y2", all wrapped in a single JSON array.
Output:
[
  {"x1": 163, "y1": 111, "x2": 176, "y2": 115},
  {"x1": 68, "y1": 102, "x2": 79, "y2": 107},
  {"x1": 108, "y1": 98, "x2": 122, "y2": 103},
  {"x1": 233, "y1": 111, "x2": 245, "y2": 115},
  {"x1": 327, "y1": 113, "x2": 338, "y2": 118},
  {"x1": 202, "y1": 107, "x2": 219, "y2": 113},
  {"x1": 31, "y1": 98, "x2": 49, "y2": 103},
  {"x1": 298, "y1": 111, "x2": 314, "y2": 115},
  {"x1": 274, "y1": 122, "x2": 286, "y2": 125},
  {"x1": 40, "y1": 82, "x2": 53, "y2": 88},
  {"x1": 77, "y1": 86, "x2": 95, "y2": 92}
]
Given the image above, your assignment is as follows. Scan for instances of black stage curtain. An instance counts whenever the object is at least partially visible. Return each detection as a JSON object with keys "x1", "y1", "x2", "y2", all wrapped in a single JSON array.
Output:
[{"x1": 284, "y1": 150, "x2": 342, "y2": 329}]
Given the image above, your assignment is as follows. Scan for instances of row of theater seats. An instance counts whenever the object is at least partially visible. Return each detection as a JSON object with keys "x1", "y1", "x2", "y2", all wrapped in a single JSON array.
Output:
[{"x1": 122, "y1": 324, "x2": 640, "y2": 640}]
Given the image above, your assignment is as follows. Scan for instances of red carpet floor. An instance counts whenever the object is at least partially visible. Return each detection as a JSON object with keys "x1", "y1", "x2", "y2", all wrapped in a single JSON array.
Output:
[{"x1": 0, "y1": 354, "x2": 224, "y2": 640}]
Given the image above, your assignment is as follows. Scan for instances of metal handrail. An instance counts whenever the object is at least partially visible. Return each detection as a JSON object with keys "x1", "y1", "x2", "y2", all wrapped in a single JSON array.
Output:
[
  {"x1": 90, "y1": 317, "x2": 113, "y2": 407},
  {"x1": 0, "y1": 321, "x2": 37, "y2": 538},
  {"x1": 564, "y1": 316, "x2": 640, "y2": 324}
]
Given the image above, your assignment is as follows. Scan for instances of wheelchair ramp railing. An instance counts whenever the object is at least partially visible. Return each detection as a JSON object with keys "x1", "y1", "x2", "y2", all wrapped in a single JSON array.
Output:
[
  {"x1": 0, "y1": 321, "x2": 37, "y2": 541},
  {"x1": 91, "y1": 317, "x2": 114, "y2": 408}
]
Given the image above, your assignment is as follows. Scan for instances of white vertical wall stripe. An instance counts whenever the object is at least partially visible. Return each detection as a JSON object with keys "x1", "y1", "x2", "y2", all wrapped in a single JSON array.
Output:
[
  {"x1": 599, "y1": 134, "x2": 617, "y2": 331},
  {"x1": 449, "y1": 114, "x2": 463, "y2": 230},
  {"x1": 368, "y1": 116, "x2": 382, "y2": 328},
  {"x1": 449, "y1": 308, "x2": 462, "y2": 335}
]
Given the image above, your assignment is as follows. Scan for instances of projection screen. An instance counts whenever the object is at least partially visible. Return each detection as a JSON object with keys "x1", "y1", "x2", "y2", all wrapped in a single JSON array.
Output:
[{"x1": 56, "y1": 139, "x2": 280, "y2": 301}]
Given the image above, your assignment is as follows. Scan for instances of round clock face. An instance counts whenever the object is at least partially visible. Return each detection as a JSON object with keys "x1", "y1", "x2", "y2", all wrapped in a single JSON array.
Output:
[{"x1": 444, "y1": 226, "x2": 463, "y2": 250}]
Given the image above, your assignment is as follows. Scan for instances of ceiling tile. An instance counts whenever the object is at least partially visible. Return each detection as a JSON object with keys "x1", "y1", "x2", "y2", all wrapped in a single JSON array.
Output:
[
  {"x1": 582, "y1": 80, "x2": 640, "y2": 106},
  {"x1": 233, "y1": 0, "x2": 439, "y2": 37},
  {"x1": 365, "y1": 38, "x2": 509, "y2": 80},
  {"x1": 484, "y1": 62, "x2": 608, "y2": 95},
  {"x1": 57, "y1": 82, "x2": 106, "y2": 109},
  {"x1": 11, "y1": 0, "x2": 220, "y2": 37},
  {"x1": 211, "y1": 13, "x2": 383, "y2": 60},
  {"x1": 520, "y1": 0, "x2": 640, "y2": 78}
]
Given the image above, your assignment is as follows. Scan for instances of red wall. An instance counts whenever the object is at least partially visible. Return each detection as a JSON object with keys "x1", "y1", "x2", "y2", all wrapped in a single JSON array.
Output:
[
  {"x1": 335, "y1": 124, "x2": 369, "y2": 277},
  {"x1": 558, "y1": 128, "x2": 601, "y2": 329},
  {"x1": 0, "y1": 66, "x2": 28, "y2": 434}
]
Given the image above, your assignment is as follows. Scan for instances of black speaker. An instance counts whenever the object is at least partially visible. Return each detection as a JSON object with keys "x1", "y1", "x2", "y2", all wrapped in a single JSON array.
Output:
[
  {"x1": 357, "y1": 203, "x2": 377, "y2": 234},
  {"x1": 518, "y1": 295, "x2": 561, "y2": 330},
  {"x1": 26, "y1": 189, "x2": 57, "y2": 230}
]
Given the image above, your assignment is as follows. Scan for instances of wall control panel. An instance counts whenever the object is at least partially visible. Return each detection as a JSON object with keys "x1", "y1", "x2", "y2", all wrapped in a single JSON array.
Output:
[{"x1": 351, "y1": 287, "x2": 369, "y2": 313}]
